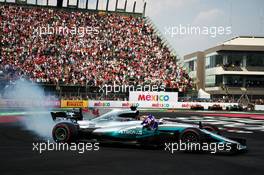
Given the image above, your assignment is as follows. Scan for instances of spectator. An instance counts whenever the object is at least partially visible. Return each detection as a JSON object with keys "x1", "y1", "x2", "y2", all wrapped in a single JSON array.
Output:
[{"x1": 0, "y1": 5, "x2": 192, "y2": 92}]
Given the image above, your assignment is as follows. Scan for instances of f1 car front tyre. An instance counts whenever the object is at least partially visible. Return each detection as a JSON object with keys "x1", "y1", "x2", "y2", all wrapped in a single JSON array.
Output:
[
  {"x1": 202, "y1": 124, "x2": 221, "y2": 135},
  {"x1": 52, "y1": 122, "x2": 78, "y2": 143},
  {"x1": 179, "y1": 128, "x2": 205, "y2": 152},
  {"x1": 180, "y1": 128, "x2": 203, "y2": 143}
]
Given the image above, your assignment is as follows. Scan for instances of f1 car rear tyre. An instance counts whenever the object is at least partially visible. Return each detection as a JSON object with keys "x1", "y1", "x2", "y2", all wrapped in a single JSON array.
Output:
[{"x1": 52, "y1": 122, "x2": 78, "y2": 143}]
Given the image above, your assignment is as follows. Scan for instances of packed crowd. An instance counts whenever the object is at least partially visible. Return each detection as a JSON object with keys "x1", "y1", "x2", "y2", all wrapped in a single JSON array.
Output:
[
  {"x1": 0, "y1": 5, "x2": 192, "y2": 92},
  {"x1": 178, "y1": 97, "x2": 236, "y2": 103},
  {"x1": 253, "y1": 99, "x2": 264, "y2": 105}
]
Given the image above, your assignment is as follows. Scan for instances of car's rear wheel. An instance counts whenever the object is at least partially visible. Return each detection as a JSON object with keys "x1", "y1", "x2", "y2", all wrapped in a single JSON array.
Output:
[{"x1": 52, "y1": 122, "x2": 78, "y2": 143}]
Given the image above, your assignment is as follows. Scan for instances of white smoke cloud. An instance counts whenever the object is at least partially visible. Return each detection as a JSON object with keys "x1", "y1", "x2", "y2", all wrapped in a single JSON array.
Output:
[{"x1": 4, "y1": 79, "x2": 55, "y2": 140}]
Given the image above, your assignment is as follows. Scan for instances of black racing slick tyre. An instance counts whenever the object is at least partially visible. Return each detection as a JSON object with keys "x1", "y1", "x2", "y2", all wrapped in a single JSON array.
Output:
[
  {"x1": 52, "y1": 122, "x2": 78, "y2": 143},
  {"x1": 179, "y1": 128, "x2": 205, "y2": 152},
  {"x1": 180, "y1": 128, "x2": 204, "y2": 143},
  {"x1": 202, "y1": 124, "x2": 221, "y2": 135}
]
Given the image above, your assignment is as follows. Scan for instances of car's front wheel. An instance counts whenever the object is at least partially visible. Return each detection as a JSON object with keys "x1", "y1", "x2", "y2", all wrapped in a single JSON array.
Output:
[
  {"x1": 179, "y1": 128, "x2": 204, "y2": 152},
  {"x1": 203, "y1": 124, "x2": 221, "y2": 135},
  {"x1": 180, "y1": 129, "x2": 201, "y2": 143}
]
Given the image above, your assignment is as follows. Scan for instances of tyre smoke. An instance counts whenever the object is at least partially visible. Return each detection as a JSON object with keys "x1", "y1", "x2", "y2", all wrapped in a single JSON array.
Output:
[{"x1": 4, "y1": 79, "x2": 55, "y2": 140}]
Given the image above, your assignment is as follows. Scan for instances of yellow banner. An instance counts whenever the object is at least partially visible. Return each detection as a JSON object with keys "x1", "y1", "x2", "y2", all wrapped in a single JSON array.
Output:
[{"x1": 61, "y1": 100, "x2": 88, "y2": 108}]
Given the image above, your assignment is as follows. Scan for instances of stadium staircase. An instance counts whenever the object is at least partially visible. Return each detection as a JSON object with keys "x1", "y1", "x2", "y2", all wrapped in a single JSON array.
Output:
[{"x1": 144, "y1": 16, "x2": 178, "y2": 60}]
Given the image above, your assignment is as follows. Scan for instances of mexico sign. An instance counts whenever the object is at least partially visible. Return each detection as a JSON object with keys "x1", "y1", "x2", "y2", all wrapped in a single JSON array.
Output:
[{"x1": 129, "y1": 91, "x2": 178, "y2": 103}]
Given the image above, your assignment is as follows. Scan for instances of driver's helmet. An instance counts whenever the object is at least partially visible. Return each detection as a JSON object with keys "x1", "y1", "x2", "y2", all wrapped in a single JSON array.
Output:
[{"x1": 141, "y1": 114, "x2": 158, "y2": 130}]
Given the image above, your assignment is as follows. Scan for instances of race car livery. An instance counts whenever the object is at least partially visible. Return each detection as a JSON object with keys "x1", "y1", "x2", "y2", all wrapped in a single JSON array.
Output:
[{"x1": 51, "y1": 107, "x2": 247, "y2": 153}]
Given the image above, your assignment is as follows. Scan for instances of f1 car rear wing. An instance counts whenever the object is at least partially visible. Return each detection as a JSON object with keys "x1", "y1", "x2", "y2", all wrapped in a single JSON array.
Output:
[{"x1": 51, "y1": 108, "x2": 83, "y2": 121}]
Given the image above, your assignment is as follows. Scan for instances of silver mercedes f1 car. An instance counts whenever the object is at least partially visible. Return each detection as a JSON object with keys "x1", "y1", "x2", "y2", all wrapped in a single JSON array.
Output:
[{"x1": 51, "y1": 107, "x2": 247, "y2": 153}]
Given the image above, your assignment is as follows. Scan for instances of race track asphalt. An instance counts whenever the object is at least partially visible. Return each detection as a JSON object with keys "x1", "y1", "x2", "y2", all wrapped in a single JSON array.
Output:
[{"x1": 0, "y1": 111, "x2": 264, "y2": 175}]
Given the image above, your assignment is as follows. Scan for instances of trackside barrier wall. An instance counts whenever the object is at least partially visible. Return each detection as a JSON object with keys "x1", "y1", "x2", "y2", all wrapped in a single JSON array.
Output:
[
  {"x1": 0, "y1": 99, "x2": 60, "y2": 108},
  {"x1": 88, "y1": 100, "x2": 240, "y2": 110},
  {"x1": 0, "y1": 99, "x2": 264, "y2": 111}
]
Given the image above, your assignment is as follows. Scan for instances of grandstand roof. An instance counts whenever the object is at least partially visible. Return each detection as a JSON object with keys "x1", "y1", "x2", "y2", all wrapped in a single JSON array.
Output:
[
  {"x1": 223, "y1": 36, "x2": 264, "y2": 46},
  {"x1": 184, "y1": 36, "x2": 264, "y2": 57},
  {"x1": 203, "y1": 36, "x2": 264, "y2": 54}
]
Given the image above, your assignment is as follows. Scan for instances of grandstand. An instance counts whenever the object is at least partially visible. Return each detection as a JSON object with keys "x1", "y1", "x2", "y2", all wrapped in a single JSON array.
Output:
[{"x1": 0, "y1": 0, "x2": 192, "y2": 100}]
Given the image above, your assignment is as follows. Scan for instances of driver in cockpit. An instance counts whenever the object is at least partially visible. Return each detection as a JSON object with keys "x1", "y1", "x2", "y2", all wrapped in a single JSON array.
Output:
[{"x1": 139, "y1": 114, "x2": 158, "y2": 130}]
